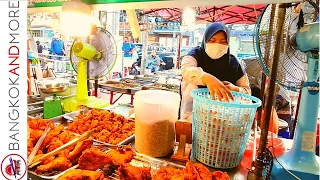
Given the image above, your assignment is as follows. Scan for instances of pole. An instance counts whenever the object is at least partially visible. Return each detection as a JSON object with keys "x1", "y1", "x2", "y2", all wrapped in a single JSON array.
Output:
[
  {"x1": 140, "y1": 15, "x2": 148, "y2": 75},
  {"x1": 176, "y1": 14, "x2": 183, "y2": 69},
  {"x1": 253, "y1": 4, "x2": 287, "y2": 179},
  {"x1": 258, "y1": 4, "x2": 276, "y2": 125}
]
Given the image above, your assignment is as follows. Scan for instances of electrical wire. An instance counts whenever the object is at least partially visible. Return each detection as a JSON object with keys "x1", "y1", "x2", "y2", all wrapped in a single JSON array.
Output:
[{"x1": 269, "y1": 146, "x2": 301, "y2": 180}]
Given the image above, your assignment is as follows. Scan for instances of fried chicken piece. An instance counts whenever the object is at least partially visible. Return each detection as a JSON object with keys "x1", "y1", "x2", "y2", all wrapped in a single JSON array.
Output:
[
  {"x1": 152, "y1": 166, "x2": 184, "y2": 180},
  {"x1": 35, "y1": 157, "x2": 72, "y2": 174},
  {"x1": 67, "y1": 139, "x2": 93, "y2": 163},
  {"x1": 183, "y1": 161, "x2": 201, "y2": 180},
  {"x1": 106, "y1": 147, "x2": 136, "y2": 166},
  {"x1": 30, "y1": 129, "x2": 44, "y2": 140},
  {"x1": 78, "y1": 147, "x2": 111, "y2": 171},
  {"x1": 193, "y1": 163, "x2": 212, "y2": 180},
  {"x1": 211, "y1": 171, "x2": 230, "y2": 180},
  {"x1": 58, "y1": 130, "x2": 77, "y2": 144},
  {"x1": 47, "y1": 138, "x2": 64, "y2": 152},
  {"x1": 118, "y1": 163, "x2": 151, "y2": 180},
  {"x1": 56, "y1": 169, "x2": 105, "y2": 180}
]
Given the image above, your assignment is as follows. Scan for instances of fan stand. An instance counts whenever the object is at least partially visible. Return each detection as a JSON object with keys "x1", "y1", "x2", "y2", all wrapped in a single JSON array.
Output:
[
  {"x1": 271, "y1": 52, "x2": 320, "y2": 180},
  {"x1": 63, "y1": 42, "x2": 109, "y2": 112}
]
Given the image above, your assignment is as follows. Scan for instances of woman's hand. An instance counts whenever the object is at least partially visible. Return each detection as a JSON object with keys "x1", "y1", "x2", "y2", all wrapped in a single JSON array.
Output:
[
  {"x1": 202, "y1": 74, "x2": 234, "y2": 101},
  {"x1": 222, "y1": 81, "x2": 240, "y2": 92}
]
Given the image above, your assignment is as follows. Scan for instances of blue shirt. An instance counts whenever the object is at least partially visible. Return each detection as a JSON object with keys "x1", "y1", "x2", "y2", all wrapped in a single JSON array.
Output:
[
  {"x1": 51, "y1": 39, "x2": 65, "y2": 55},
  {"x1": 122, "y1": 42, "x2": 135, "y2": 57}
]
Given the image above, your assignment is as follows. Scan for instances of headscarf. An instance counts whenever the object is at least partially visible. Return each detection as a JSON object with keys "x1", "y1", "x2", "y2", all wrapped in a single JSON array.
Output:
[{"x1": 188, "y1": 22, "x2": 242, "y2": 85}]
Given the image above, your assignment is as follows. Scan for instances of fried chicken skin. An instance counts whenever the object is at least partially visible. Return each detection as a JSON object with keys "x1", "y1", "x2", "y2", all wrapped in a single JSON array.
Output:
[
  {"x1": 183, "y1": 161, "x2": 201, "y2": 180},
  {"x1": 56, "y1": 169, "x2": 106, "y2": 180},
  {"x1": 67, "y1": 139, "x2": 93, "y2": 163},
  {"x1": 106, "y1": 147, "x2": 136, "y2": 166},
  {"x1": 35, "y1": 157, "x2": 72, "y2": 174},
  {"x1": 118, "y1": 163, "x2": 151, "y2": 180},
  {"x1": 193, "y1": 163, "x2": 212, "y2": 180},
  {"x1": 78, "y1": 148, "x2": 111, "y2": 171},
  {"x1": 152, "y1": 166, "x2": 184, "y2": 180},
  {"x1": 211, "y1": 171, "x2": 230, "y2": 180}
]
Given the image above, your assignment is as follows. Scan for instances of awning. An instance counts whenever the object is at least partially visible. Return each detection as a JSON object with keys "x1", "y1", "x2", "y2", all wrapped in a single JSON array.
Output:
[{"x1": 141, "y1": 5, "x2": 266, "y2": 24}]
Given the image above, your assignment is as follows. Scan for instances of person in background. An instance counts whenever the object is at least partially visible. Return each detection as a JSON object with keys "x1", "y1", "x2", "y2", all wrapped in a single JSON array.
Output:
[
  {"x1": 180, "y1": 22, "x2": 251, "y2": 121},
  {"x1": 51, "y1": 32, "x2": 66, "y2": 60},
  {"x1": 147, "y1": 50, "x2": 162, "y2": 73},
  {"x1": 122, "y1": 37, "x2": 135, "y2": 77},
  {"x1": 36, "y1": 41, "x2": 43, "y2": 54}
]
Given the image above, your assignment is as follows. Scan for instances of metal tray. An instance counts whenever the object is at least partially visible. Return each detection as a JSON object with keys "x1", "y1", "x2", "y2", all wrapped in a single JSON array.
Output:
[
  {"x1": 50, "y1": 109, "x2": 135, "y2": 146},
  {"x1": 143, "y1": 83, "x2": 179, "y2": 93},
  {"x1": 54, "y1": 152, "x2": 185, "y2": 180},
  {"x1": 98, "y1": 81, "x2": 141, "y2": 94},
  {"x1": 28, "y1": 142, "x2": 108, "y2": 180}
]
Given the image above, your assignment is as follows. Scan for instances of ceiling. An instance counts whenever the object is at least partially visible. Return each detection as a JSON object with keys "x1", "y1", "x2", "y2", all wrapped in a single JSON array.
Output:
[{"x1": 141, "y1": 4, "x2": 266, "y2": 24}]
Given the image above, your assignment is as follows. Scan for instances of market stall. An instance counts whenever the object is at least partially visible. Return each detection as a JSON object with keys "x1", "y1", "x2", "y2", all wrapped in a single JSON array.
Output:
[
  {"x1": 97, "y1": 71, "x2": 181, "y2": 105},
  {"x1": 27, "y1": 0, "x2": 319, "y2": 180}
]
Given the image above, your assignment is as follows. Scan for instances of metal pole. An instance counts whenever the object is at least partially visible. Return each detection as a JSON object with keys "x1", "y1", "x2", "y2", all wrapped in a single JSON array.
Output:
[
  {"x1": 176, "y1": 14, "x2": 183, "y2": 69},
  {"x1": 253, "y1": 4, "x2": 287, "y2": 179},
  {"x1": 140, "y1": 15, "x2": 148, "y2": 75},
  {"x1": 258, "y1": 4, "x2": 276, "y2": 125}
]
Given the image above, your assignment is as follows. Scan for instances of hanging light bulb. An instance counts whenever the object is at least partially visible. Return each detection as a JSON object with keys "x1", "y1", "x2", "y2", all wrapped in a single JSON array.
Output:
[
  {"x1": 182, "y1": 8, "x2": 196, "y2": 26},
  {"x1": 60, "y1": 0, "x2": 92, "y2": 37}
]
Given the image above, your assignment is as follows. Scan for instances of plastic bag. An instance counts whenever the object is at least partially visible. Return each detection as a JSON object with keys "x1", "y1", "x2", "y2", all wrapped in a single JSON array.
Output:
[{"x1": 180, "y1": 83, "x2": 198, "y2": 123}]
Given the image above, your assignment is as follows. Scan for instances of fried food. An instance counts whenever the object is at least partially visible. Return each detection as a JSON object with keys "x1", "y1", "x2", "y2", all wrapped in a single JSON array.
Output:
[
  {"x1": 35, "y1": 157, "x2": 72, "y2": 174},
  {"x1": 152, "y1": 166, "x2": 184, "y2": 180},
  {"x1": 118, "y1": 163, "x2": 151, "y2": 180},
  {"x1": 106, "y1": 147, "x2": 136, "y2": 166},
  {"x1": 67, "y1": 109, "x2": 135, "y2": 145},
  {"x1": 183, "y1": 161, "x2": 201, "y2": 180},
  {"x1": 56, "y1": 169, "x2": 105, "y2": 180},
  {"x1": 211, "y1": 171, "x2": 230, "y2": 180},
  {"x1": 28, "y1": 117, "x2": 93, "y2": 175},
  {"x1": 193, "y1": 163, "x2": 212, "y2": 180},
  {"x1": 78, "y1": 148, "x2": 111, "y2": 171}
]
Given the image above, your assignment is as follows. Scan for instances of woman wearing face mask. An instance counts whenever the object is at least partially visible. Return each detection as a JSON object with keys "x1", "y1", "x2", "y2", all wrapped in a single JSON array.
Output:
[{"x1": 180, "y1": 22, "x2": 251, "y2": 121}]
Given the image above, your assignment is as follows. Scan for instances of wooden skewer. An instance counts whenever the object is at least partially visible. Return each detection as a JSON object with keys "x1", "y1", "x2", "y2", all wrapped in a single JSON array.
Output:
[
  {"x1": 29, "y1": 130, "x2": 93, "y2": 168},
  {"x1": 28, "y1": 122, "x2": 52, "y2": 164}
]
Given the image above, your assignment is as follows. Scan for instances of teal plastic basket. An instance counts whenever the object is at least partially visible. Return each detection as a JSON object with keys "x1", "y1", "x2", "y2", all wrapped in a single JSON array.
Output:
[{"x1": 190, "y1": 88, "x2": 261, "y2": 168}]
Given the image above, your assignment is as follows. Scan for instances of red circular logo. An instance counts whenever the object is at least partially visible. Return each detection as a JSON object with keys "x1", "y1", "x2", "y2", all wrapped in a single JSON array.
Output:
[{"x1": 1, "y1": 154, "x2": 27, "y2": 180}]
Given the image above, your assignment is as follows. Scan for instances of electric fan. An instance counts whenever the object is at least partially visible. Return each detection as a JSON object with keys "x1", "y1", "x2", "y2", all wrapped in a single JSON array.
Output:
[
  {"x1": 63, "y1": 27, "x2": 117, "y2": 112},
  {"x1": 254, "y1": 2, "x2": 319, "y2": 179}
]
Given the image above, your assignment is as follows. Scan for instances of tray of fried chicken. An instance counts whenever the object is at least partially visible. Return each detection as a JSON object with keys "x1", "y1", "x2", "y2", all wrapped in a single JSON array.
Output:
[
  {"x1": 50, "y1": 108, "x2": 135, "y2": 146},
  {"x1": 54, "y1": 147, "x2": 230, "y2": 180},
  {"x1": 27, "y1": 117, "x2": 105, "y2": 179}
]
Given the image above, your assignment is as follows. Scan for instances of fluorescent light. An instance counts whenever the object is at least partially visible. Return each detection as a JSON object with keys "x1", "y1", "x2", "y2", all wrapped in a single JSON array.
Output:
[
  {"x1": 182, "y1": 8, "x2": 196, "y2": 26},
  {"x1": 60, "y1": 0, "x2": 92, "y2": 37}
]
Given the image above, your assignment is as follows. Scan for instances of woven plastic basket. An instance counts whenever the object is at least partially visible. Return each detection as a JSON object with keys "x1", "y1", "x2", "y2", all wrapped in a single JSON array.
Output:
[{"x1": 190, "y1": 89, "x2": 261, "y2": 168}]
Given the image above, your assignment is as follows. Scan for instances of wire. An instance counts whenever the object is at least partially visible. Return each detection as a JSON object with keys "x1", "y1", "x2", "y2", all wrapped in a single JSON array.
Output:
[{"x1": 269, "y1": 146, "x2": 301, "y2": 180}]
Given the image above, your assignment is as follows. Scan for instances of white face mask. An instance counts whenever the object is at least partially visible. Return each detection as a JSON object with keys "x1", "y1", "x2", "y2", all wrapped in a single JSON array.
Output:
[{"x1": 205, "y1": 43, "x2": 228, "y2": 59}]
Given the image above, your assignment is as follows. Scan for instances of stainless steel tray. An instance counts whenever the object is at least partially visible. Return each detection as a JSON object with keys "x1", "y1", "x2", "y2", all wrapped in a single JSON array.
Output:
[
  {"x1": 50, "y1": 109, "x2": 135, "y2": 146},
  {"x1": 28, "y1": 164, "x2": 79, "y2": 179},
  {"x1": 53, "y1": 152, "x2": 185, "y2": 180},
  {"x1": 98, "y1": 81, "x2": 141, "y2": 94}
]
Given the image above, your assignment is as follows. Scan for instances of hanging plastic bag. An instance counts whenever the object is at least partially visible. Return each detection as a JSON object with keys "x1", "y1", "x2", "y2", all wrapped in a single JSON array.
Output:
[{"x1": 180, "y1": 83, "x2": 198, "y2": 123}]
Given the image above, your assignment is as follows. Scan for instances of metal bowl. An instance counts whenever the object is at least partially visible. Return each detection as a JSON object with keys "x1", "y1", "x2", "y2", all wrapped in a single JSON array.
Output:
[{"x1": 39, "y1": 83, "x2": 69, "y2": 93}]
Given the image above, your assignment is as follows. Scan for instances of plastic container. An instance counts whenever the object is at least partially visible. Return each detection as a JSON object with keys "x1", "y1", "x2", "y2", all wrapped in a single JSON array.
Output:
[
  {"x1": 134, "y1": 90, "x2": 181, "y2": 157},
  {"x1": 190, "y1": 89, "x2": 261, "y2": 168},
  {"x1": 241, "y1": 137, "x2": 285, "y2": 169}
]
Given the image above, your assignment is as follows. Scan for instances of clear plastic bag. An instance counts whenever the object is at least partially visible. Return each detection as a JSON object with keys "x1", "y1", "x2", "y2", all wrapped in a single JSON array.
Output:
[{"x1": 180, "y1": 84, "x2": 198, "y2": 123}]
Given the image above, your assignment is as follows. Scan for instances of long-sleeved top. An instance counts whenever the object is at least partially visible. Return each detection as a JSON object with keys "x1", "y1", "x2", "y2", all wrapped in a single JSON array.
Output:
[
  {"x1": 180, "y1": 55, "x2": 251, "y2": 121},
  {"x1": 181, "y1": 55, "x2": 251, "y2": 96}
]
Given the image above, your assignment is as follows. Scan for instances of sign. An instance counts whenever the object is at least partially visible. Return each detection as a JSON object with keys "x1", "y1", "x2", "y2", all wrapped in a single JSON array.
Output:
[
  {"x1": 230, "y1": 31, "x2": 254, "y2": 37},
  {"x1": 28, "y1": 0, "x2": 167, "y2": 8}
]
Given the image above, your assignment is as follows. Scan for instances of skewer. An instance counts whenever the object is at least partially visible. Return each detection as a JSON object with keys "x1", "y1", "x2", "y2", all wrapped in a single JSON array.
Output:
[{"x1": 28, "y1": 122, "x2": 52, "y2": 164}]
